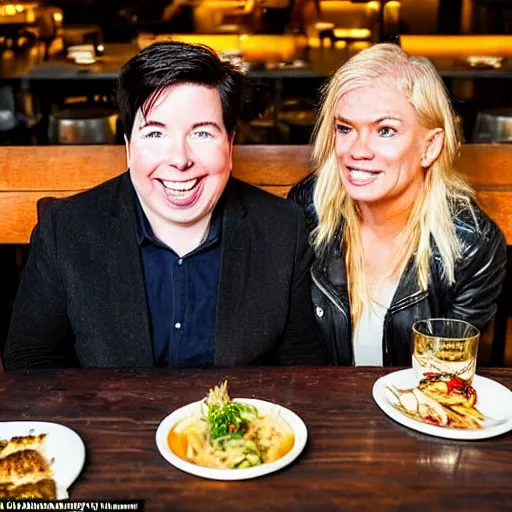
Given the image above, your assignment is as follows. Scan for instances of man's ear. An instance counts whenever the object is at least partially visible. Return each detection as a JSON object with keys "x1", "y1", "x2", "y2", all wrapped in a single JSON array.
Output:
[
  {"x1": 421, "y1": 128, "x2": 444, "y2": 168},
  {"x1": 124, "y1": 134, "x2": 131, "y2": 167},
  {"x1": 229, "y1": 131, "x2": 236, "y2": 171}
]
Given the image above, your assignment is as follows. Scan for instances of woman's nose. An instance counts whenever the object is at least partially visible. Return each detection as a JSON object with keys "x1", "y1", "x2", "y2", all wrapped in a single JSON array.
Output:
[{"x1": 349, "y1": 133, "x2": 373, "y2": 160}]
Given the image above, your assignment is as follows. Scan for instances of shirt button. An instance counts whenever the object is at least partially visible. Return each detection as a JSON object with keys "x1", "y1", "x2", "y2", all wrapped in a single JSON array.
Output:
[
  {"x1": 178, "y1": 259, "x2": 183, "y2": 265},
  {"x1": 175, "y1": 322, "x2": 182, "y2": 329},
  {"x1": 315, "y1": 306, "x2": 324, "y2": 318}
]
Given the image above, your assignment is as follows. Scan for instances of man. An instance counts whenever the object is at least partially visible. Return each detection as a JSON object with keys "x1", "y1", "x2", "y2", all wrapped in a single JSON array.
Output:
[{"x1": 5, "y1": 42, "x2": 325, "y2": 369}]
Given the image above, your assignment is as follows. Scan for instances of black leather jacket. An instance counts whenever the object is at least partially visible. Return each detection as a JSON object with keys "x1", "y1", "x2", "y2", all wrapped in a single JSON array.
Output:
[{"x1": 290, "y1": 175, "x2": 507, "y2": 366}]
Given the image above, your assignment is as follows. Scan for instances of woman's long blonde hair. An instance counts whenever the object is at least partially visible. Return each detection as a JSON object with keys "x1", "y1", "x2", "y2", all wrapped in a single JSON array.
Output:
[{"x1": 312, "y1": 43, "x2": 473, "y2": 327}]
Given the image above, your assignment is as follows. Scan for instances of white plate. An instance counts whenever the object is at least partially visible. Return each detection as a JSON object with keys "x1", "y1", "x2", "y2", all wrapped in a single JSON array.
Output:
[
  {"x1": 0, "y1": 421, "x2": 86, "y2": 499},
  {"x1": 156, "y1": 398, "x2": 307, "y2": 480},
  {"x1": 373, "y1": 369, "x2": 512, "y2": 440}
]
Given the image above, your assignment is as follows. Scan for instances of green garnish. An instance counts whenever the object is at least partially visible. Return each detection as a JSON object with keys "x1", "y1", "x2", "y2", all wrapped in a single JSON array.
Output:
[
  {"x1": 198, "y1": 381, "x2": 264, "y2": 468},
  {"x1": 204, "y1": 381, "x2": 258, "y2": 441},
  {"x1": 208, "y1": 402, "x2": 257, "y2": 440}
]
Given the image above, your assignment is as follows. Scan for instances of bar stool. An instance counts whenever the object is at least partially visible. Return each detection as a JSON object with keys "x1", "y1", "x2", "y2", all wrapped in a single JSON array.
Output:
[
  {"x1": 473, "y1": 108, "x2": 512, "y2": 143},
  {"x1": 279, "y1": 110, "x2": 316, "y2": 144},
  {"x1": 315, "y1": 22, "x2": 335, "y2": 48},
  {"x1": 48, "y1": 108, "x2": 118, "y2": 144},
  {"x1": 246, "y1": 117, "x2": 276, "y2": 144},
  {"x1": 214, "y1": 24, "x2": 244, "y2": 34},
  {"x1": 278, "y1": 99, "x2": 317, "y2": 144},
  {"x1": 0, "y1": 86, "x2": 41, "y2": 144},
  {"x1": 0, "y1": 85, "x2": 16, "y2": 133}
]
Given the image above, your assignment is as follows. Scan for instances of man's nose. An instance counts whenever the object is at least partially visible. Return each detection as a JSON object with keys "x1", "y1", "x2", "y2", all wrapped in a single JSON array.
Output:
[{"x1": 167, "y1": 137, "x2": 192, "y2": 171}]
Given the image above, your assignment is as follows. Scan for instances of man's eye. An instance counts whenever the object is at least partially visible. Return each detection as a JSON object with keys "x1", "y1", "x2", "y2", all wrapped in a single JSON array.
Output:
[
  {"x1": 190, "y1": 131, "x2": 213, "y2": 140},
  {"x1": 336, "y1": 124, "x2": 351, "y2": 135},
  {"x1": 378, "y1": 127, "x2": 396, "y2": 137},
  {"x1": 144, "y1": 131, "x2": 163, "y2": 138}
]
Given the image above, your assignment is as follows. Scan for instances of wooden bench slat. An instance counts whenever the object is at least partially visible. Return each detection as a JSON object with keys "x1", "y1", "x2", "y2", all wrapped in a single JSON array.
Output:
[
  {"x1": 0, "y1": 145, "x2": 511, "y2": 244},
  {"x1": 1, "y1": 188, "x2": 510, "y2": 245},
  {"x1": 1, "y1": 144, "x2": 511, "y2": 190},
  {"x1": 0, "y1": 191, "x2": 85, "y2": 243},
  {"x1": 477, "y1": 191, "x2": 512, "y2": 245}
]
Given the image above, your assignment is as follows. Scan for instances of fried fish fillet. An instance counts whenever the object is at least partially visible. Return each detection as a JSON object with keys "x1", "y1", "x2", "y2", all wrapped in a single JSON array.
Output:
[
  {"x1": 0, "y1": 434, "x2": 48, "y2": 460},
  {"x1": 0, "y1": 449, "x2": 53, "y2": 487},
  {"x1": 416, "y1": 374, "x2": 484, "y2": 429},
  {"x1": 419, "y1": 375, "x2": 477, "y2": 408},
  {"x1": 0, "y1": 479, "x2": 56, "y2": 499}
]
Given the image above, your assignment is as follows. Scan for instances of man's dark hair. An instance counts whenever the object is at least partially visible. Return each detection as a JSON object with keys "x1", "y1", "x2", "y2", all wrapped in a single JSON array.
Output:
[{"x1": 117, "y1": 41, "x2": 245, "y2": 140}]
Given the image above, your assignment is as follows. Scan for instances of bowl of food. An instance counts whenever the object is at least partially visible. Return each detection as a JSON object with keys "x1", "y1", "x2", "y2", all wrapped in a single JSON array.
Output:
[{"x1": 155, "y1": 381, "x2": 307, "y2": 480}]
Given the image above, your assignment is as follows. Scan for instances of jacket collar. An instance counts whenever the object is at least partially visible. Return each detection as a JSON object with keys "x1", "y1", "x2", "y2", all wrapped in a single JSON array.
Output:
[
  {"x1": 388, "y1": 256, "x2": 424, "y2": 311},
  {"x1": 133, "y1": 187, "x2": 223, "y2": 250},
  {"x1": 312, "y1": 223, "x2": 424, "y2": 312}
]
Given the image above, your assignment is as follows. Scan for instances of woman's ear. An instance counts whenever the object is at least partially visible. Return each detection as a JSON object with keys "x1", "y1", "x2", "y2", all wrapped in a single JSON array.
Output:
[{"x1": 421, "y1": 128, "x2": 444, "y2": 168}]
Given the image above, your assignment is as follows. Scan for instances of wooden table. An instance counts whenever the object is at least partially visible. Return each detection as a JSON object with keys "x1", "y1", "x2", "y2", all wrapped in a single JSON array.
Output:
[{"x1": 1, "y1": 367, "x2": 511, "y2": 511}]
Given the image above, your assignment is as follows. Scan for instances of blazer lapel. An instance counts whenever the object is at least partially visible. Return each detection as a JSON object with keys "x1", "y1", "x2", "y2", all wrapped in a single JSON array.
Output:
[
  {"x1": 214, "y1": 180, "x2": 249, "y2": 366},
  {"x1": 103, "y1": 173, "x2": 154, "y2": 367}
]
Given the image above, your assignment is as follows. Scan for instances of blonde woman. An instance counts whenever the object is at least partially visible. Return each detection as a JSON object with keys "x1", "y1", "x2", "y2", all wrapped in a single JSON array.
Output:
[{"x1": 290, "y1": 43, "x2": 506, "y2": 366}]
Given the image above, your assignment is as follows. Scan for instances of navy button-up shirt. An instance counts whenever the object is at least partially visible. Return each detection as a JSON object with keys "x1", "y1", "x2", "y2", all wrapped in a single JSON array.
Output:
[{"x1": 135, "y1": 198, "x2": 222, "y2": 368}]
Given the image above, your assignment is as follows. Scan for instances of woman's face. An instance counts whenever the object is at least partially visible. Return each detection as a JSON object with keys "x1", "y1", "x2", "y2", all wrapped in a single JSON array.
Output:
[{"x1": 334, "y1": 85, "x2": 439, "y2": 209}]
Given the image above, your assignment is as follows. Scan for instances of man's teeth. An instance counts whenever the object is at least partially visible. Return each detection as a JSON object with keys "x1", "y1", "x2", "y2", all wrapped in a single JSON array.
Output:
[
  {"x1": 161, "y1": 178, "x2": 199, "y2": 196},
  {"x1": 349, "y1": 169, "x2": 378, "y2": 181}
]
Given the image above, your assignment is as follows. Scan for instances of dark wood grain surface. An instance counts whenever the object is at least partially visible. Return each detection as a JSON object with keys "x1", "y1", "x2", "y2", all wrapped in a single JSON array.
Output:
[{"x1": 1, "y1": 367, "x2": 511, "y2": 511}]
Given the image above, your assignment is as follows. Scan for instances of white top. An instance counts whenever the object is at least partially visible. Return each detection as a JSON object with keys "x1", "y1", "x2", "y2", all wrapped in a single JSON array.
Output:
[{"x1": 353, "y1": 283, "x2": 398, "y2": 366}]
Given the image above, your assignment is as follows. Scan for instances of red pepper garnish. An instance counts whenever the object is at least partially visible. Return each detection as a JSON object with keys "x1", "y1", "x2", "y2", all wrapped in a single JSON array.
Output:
[
  {"x1": 424, "y1": 415, "x2": 441, "y2": 426},
  {"x1": 446, "y1": 375, "x2": 465, "y2": 393},
  {"x1": 229, "y1": 424, "x2": 237, "y2": 433}
]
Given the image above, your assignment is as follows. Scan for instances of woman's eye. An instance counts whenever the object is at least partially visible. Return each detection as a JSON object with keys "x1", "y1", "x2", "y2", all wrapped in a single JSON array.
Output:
[
  {"x1": 378, "y1": 126, "x2": 396, "y2": 137},
  {"x1": 144, "y1": 131, "x2": 164, "y2": 139},
  {"x1": 336, "y1": 124, "x2": 351, "y2": 135},
  {"x1": 190, "y1": 131, "x2": 213, "y2": 140}
]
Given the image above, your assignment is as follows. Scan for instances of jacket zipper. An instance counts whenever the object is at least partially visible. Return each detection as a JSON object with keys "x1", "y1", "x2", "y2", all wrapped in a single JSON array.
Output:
[
  {"x1": 383, "y1": 290, "x2": 428, "y2": 361},
  {"x1": 311, "y1": 271, "x2": 348, "y2": 365},
  {"x1": 388, "y1": 290, "x2": 428, "y2": 315}
]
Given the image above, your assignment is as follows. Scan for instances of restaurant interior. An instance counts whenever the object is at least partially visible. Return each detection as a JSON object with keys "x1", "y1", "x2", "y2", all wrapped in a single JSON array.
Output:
[
  {"x1": 0, "y1": 0, "x2": 510, "y2": 146},
  {"x1": 0, "y1": 1, "x2": 511, "y2": 362},
  {"x1": 0, "y1": 2, "x2": 512, "y2": 508}
]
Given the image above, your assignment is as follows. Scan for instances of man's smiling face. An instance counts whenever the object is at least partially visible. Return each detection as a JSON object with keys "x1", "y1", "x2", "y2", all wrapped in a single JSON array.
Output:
[{"x1": 127, "y1": 83, "x2": 233, "y2": 231}]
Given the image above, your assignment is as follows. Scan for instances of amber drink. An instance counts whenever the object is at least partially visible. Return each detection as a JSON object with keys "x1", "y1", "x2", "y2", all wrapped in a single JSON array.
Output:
[{"x1": 412, "y1": 319, "x2": 480, "y2": 383}]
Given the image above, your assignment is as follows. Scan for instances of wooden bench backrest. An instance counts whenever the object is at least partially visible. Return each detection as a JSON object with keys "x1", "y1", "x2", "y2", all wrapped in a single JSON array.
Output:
[{"x1": 0, "y1": 144, "x2": 511, "y2": 244}]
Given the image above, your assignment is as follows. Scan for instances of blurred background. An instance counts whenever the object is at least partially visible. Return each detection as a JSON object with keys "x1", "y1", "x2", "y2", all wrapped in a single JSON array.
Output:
[{"x1": 0, "y1": 0, "x2": 510, "y2": 147}]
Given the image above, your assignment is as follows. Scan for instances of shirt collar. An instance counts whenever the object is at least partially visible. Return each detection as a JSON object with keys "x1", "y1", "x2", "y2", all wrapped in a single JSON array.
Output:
[
  {"x1": 134, "y1": 194, "x2": 154, "y2": 246},
  {"x1": 134, "y1": 194, "x2": 222, "y2": 249}
]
